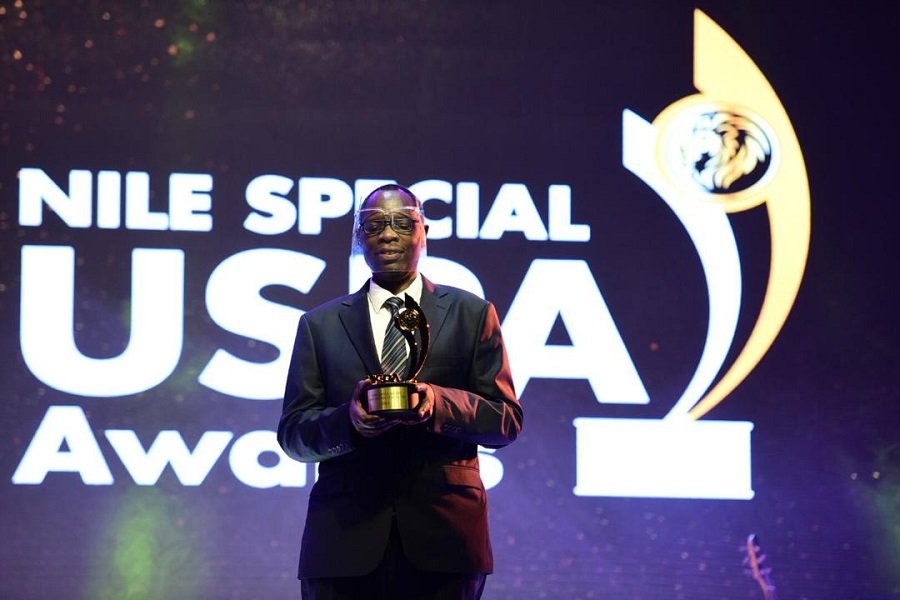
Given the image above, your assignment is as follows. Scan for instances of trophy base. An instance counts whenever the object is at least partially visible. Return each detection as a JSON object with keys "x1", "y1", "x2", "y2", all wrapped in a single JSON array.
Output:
[{"x1": 364, "y1": 381, "x2": 421, "y2": 420}]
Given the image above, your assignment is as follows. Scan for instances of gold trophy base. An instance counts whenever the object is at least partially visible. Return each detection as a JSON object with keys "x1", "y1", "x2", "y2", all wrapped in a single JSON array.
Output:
[{"x1": 363, "y1": 381, "x2": 420, "y2": 419}]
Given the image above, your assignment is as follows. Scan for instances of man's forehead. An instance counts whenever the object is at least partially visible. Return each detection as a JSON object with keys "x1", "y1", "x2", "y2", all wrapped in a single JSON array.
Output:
[
  {"x1": 357, "y1": 207, "x2": 420, "y2": 224},
  {"x1": 361, "y1": 188, "x2": 418, "y2": 210}
]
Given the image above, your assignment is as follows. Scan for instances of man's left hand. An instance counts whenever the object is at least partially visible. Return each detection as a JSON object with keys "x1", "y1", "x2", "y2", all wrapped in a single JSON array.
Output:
[{"x1": 407, "y1": 382, "x2": 434, "y2": 425}]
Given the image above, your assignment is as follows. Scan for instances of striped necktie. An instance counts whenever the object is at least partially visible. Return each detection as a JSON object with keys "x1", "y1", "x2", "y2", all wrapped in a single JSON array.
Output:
[{"x1": 381, "y1": 297, "x2": 408, "y2": 377}]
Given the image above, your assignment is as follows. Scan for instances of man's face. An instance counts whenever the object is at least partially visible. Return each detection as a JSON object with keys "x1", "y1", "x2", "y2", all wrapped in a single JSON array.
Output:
[{"x1": 358, "y1": 188, "x2": 427, "y2": 279}]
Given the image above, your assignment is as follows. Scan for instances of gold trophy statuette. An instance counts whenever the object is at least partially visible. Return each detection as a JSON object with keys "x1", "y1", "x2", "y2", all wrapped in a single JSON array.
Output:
[{"x1": 363, "y1": 294, "x2": 430, "y2": 419}]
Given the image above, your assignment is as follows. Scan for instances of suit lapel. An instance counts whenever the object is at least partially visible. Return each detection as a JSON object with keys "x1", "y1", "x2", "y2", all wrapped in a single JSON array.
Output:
[
  {"x1": 338, "y1": 284, "x2": 381, "y2": 376},
  {"x1": 420, "y1": 277, "x2": 451, "y2": 352}
]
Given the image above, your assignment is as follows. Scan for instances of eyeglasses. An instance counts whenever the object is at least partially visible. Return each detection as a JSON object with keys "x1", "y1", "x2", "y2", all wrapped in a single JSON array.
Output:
[{"x1": 359, "y1": 213, "x2": 420, "y2": 236}]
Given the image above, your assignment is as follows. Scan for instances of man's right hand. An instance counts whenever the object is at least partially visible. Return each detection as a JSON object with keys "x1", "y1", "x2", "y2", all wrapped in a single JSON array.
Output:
[{"x1": 349, "y1": 378, "x2": 402, "y2": 437}]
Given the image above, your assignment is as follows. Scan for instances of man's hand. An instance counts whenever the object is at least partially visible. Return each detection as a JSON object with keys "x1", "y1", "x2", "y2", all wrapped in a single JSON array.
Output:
[
  {"x1": 349, "y1": 378, "x2": 402, "y2": 437},
  {"x1": 406, "y1": 382, "x2": 435, "y2": 425}
]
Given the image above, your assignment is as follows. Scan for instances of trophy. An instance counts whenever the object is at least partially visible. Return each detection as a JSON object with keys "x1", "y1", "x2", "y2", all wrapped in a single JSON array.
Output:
[{"x1": 363, "y1": 294, "x2": 430, "y2": 419}]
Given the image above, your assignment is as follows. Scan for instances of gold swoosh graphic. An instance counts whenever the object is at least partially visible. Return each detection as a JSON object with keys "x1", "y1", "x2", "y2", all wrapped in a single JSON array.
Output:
[{"x1": 687, "y1": 10, "x2": 810, "y2": 419}]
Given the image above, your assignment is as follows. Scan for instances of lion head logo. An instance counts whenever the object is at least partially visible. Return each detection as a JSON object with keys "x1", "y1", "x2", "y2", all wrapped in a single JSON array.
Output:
[{"x1": 679, "y1": 111, "x2": 773, "y2": 194}]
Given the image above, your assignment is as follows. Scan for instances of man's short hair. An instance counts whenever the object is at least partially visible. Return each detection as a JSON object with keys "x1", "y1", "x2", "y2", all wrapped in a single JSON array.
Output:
[{"x1": 361, "y1": 184, "x2": 424, "y2": 213}]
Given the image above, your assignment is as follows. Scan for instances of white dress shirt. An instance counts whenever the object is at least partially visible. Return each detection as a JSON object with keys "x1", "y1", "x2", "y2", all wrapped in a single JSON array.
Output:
[{"x1": 366, "y1": 273, "x2": 424, "y2": 363}]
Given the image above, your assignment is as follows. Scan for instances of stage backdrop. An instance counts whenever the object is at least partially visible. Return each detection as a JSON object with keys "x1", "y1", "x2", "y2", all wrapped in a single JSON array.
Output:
[{"x1": 2, "y1": 2, "x2": 899, "y2": 598}]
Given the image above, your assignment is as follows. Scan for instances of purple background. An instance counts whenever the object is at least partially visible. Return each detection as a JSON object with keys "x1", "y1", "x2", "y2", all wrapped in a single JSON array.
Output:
[{"x1": 2, "y1": 2, "x2": 899, "y2": 598}]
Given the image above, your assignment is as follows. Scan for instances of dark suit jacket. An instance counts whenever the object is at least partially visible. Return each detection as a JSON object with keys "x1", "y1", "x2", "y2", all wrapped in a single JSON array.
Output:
[{"x1": 278, "y1": 277, "x2": 522, "y2": 579}]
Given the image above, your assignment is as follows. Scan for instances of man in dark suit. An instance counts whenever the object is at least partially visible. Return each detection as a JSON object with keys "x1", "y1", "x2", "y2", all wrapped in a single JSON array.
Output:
[{"x1": 278, "y1": 183, "x2": 523, "y2": 599}]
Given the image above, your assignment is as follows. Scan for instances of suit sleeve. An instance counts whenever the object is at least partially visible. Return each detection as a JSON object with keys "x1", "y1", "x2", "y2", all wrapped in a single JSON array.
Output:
[
  {"x1": 277, "y1": 314, "x2": 360, "y2": 463},
  {"x1": 429, "y1": 301, "x2": 523, "y2": 448}
]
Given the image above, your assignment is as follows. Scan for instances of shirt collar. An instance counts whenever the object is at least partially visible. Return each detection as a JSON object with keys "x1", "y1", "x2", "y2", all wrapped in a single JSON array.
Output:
[{"x1": 367, "y1": 273, "x2": 424, "y2": 311}]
